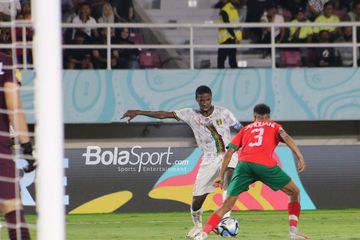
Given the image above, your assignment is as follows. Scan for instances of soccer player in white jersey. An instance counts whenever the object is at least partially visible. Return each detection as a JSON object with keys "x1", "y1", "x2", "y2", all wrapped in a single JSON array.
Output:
[{"x1": 122, "y1": 85, "x2": 242, "y2": 238}]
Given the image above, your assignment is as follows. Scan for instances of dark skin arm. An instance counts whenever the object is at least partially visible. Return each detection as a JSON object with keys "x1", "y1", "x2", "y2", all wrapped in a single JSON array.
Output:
[
  {"x1": 213, "y1": 147, "x2": 236, "y2": 188},
  {"x1": 279, "y1": 130, "x2": 306, "y2": 172},
  {"x1": 121, "y1": 110, "x2": 176, "y2": 121}
]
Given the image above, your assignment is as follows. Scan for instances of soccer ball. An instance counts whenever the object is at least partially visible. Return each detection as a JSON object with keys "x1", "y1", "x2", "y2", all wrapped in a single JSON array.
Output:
[{"x1": 215, "y1": 217, "x2": 240, "y2": 237}]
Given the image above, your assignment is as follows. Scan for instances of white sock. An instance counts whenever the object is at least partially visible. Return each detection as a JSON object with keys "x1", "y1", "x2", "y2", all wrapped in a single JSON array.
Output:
[
  {"x1": 223, "y1": 190, "x2": 231, "y2": 219},
  {"x1": 289, "y1": 226, "x2": 298, "y2": 233},
  {"x1": 191, "y1": 207, "x2": 203, "y2": 227}
]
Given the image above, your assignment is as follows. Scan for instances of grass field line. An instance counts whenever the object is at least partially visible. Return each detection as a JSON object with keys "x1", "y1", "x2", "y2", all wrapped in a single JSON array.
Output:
[
  {"x1": 65, "y1": 216, "x2": 360, "y2": 225},
  {"x1": 66, "y1": 220, "x2": 190, "y2": 225}
]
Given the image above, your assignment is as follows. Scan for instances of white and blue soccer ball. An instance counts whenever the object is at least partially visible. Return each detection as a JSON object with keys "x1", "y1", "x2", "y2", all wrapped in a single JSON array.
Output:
[{"x1": 214, "y1": 217, "x2": 240, "y2": 237}]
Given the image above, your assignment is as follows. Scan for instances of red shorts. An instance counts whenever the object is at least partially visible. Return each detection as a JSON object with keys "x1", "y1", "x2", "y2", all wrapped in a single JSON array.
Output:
[{"x1": 0, "y1": 158, "x2": 18, "y2": 200}]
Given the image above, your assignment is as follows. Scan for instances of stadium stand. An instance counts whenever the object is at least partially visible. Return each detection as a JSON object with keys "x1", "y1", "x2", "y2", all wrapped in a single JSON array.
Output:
[
  {"x1": 2, "y1": 0, "x2": 360, "y2": 69},
  {"x1": 279, "y1": 50, "x2": 303, "y2": 67},
  {"x1": 138, "y1": 50, "x2": 162, "y2": 68},
  {"x1": 128, "y1": 31, "x2": 145, "y2": 44}
]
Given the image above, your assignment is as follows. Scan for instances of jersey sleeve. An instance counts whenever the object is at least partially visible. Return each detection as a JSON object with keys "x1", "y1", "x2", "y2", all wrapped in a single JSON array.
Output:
[
  {"x1": 227, "y1": 129, "x2": 243, "y2": 151},
  {"x1": 223, "y1": 108, "x2": 241, "y2": 130},
  {"x1": 275, "y1": 123, "x2": 284, "y2": 143},
  {"x1": 173, "y1": 108, "x2": 193, "y2": 123}
]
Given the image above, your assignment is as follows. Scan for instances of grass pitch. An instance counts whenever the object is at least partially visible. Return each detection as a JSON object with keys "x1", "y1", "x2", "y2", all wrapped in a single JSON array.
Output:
[{"x1": 1, "y1": 209, "x2": 360, "y2": 239}]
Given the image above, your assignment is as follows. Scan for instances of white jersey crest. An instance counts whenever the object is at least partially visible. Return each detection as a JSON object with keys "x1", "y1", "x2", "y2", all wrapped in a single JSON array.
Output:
[{"x1": 174, "y1": 106, "x2": 239, "y2": 154}]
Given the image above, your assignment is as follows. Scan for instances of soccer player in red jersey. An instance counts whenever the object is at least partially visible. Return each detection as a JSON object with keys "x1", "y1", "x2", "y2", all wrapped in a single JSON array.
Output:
[
  {"x1": 0, "y1": 51, "x2": 35, "y2": 240},
  {"x1": 195, "y1": 103, "x2": 309, "y2": 240}
]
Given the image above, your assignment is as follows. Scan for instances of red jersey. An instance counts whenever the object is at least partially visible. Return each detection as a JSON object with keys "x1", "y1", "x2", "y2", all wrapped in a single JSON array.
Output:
[{"x1": 227, "y1": 120, "x2": 283, "y2": 167}]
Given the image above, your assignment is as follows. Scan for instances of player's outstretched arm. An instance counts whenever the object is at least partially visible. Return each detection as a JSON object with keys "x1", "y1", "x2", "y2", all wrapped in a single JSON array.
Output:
[
  {"x1": 121, "y1": 110, "x2": 176, "y2": 122},
  {"x1": 214, "y1": 148, "x2": 236, "y2": 188},
  {"x1": 280, "y1": 130, "x2": 306, "y2": 172}
]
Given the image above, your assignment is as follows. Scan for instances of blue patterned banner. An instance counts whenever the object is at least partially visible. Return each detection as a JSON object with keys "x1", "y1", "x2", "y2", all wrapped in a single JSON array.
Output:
[{"x1": 22, "y1": 68, "x2": 360, "y2": 123}]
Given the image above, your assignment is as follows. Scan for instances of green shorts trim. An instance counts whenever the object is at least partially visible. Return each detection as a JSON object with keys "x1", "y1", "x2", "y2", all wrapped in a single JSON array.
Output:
[{"x1": 227, "y1": 161, "x2": 291, "y2": 196}]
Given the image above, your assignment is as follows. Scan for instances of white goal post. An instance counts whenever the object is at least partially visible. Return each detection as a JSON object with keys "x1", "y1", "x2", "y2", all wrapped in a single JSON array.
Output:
[{"x1": 32, "y1": 0, "x2": 65, "y2": 239}]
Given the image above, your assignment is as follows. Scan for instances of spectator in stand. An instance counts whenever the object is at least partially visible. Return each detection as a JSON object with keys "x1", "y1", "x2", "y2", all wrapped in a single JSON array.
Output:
[
  {"x1": 335, "y1": 26, "x2": 358, "y2": 67},
  {"x1": 91, "y1": 3, "x2": 118, "y2": 69},
  {"x1": 72, "y1": 2, "x2": 99, "y2": 39},
  {"x1": 0, "y1": 0, "x2": 21, "y2": 21},
  {"x1": 289, "y1": 7, "x2": 313, "y2": 43},
  {"x1": 91, "y1": 30, "x2": 107, "y2": 69},
  {"x1": 348, "y1": 0, "x2": 360, "y2": 42},
  {"x1": 111, "y1": 28, "x2": 140, "y2": 69},
  {"x1": 98, "y1": 3, "x2": 117, "y2": 38},
  {"x1": 62, "y1": 0, "x2": 74, "y2": 22},
  {"x1": 112, "y1": 0, "x2": 134, "y2": 22},
  {"x1": 98, "y1": 2, "x2": 118, "y2": 35},
  {"x1": 348, "y1": 0, "x2": 360, "y2": 21},
  {"x1": 63, "y1": 0, "x2": 83, "y2": 23},
  {"x1": 246, "y1": 0, "x2": 272, "y2": 42},
  {"x1": 260, "y1": 3, "x2": 285, "y2": 57},
  {"x1": 307, "y1": 0, "x2": 329, "y2": 20},
  {"x1": 64, "y1": 30, "x2": 94, "y2": 69},
  {"x1": 16, "y1": 2, "x2": 31, "y2": 20},
  {"x1": 279, "y1": 0, "x2": 307, "y2": 17},
  {"x1": 313, "y1": 1, "x2": 340, "y2": 40},
  {"x1": 217, "y1": 0, "x2": 242, "y2": 69},
  {"x1": 0, "y1": 28, "x2": 11, "y2": 44},
  {"x1": 332, "y1": 0, "x2": 348, "y2": 20},
  {"x1": 314, "y1": 30, "x2": 341, "y2": 67},
  {"x1": 98, "y1": 2, "x2": 118, "y2": 24},
  {"x1": 88, "y1": 0, "x2": 107, "y2": 20},
  {"x1": 261, "y1": 4, "x2": 286, "y2": 42},
  {"x1": 16, "y1": 2, "x2": 33, "y2": 65}
]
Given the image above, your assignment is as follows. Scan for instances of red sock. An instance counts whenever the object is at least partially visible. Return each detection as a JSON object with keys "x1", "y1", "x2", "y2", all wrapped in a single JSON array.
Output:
[
  {"x1": 5, "y1": 210, "x2": 31, "y2": 240},
  {"x1": 203, "y1": 213, "x2": 221, "y2": 234},
  {"x1": 288, "y1": 202, "x2": 301, "y2": 228}
]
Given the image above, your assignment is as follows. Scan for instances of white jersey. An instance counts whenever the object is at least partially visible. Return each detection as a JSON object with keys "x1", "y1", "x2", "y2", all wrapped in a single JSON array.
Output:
[{"x1": 174, "y1": 106, "x2": 239, "y2": 155}]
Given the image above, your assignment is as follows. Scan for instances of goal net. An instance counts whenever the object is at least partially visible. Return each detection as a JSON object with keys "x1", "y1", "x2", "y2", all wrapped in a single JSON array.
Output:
[{"x1": 0, "y1": 0, "x2": 64, "y2": 239}]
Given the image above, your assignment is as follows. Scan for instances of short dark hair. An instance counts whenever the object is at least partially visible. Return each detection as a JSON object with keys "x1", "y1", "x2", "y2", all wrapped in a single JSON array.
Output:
[
  {"x1": 253, "y1": 103, "x2": 271, "y2": 115},
  {"x1": 195, "y1": 85, "x2": 212, "y2": 98}
]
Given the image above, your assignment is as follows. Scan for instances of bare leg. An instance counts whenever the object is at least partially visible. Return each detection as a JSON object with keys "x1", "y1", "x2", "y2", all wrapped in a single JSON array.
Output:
[
  {"x1": 222, "y1": 167, "x2": 234, "y2": 218},
  {"x1": 281, "y1": 180, "x2": 300, "y2": 202},
  {"x1": 187, "y1": 194, "x2": 208, "y2": 238}
]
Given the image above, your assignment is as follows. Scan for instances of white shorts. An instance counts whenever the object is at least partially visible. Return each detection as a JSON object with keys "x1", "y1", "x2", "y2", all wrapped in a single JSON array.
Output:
[{"x1": 193, "y1": 152, "x2": 238, "y2": 196}]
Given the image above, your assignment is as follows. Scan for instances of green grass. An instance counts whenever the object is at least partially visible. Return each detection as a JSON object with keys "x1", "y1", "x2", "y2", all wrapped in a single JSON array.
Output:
[{"x1": 1, "y1": 210, "x2": 360, "y2": 239}]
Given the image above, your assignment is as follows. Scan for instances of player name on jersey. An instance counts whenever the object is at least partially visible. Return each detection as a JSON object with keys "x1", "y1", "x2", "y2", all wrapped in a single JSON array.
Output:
[{"x1": 244, "y1": 121, "x2": 276, "y2": 130}]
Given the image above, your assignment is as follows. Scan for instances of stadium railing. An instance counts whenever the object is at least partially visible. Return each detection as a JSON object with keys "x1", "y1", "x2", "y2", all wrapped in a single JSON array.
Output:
[{"x1": 1, "y1": 21, "x2": 360, "y2": 69}]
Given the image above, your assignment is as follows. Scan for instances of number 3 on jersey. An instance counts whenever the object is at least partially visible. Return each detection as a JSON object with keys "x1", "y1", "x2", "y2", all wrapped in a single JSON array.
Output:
[{"x1": 249, "y1": 128, "x2": 264, "y2": 147}]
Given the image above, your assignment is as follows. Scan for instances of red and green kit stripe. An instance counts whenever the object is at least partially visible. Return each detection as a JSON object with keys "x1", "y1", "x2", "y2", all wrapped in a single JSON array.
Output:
[{"x1": 206, "y1": 124, "x2": 225, "y2": 153}]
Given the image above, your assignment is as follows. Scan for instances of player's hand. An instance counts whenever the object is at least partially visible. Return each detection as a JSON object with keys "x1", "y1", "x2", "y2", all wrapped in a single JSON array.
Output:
[
  {"x1": 297, "y1": 157, "x2": 306, "y2": 173},
  {"x1": 213, "y1": 177, "x2": 224, "y2": 189},
  {"x1": 21, "y1": 142, "x2": 36, "y2": 173},
  {"x1": 235, "y1": 39, "x2": 241, "y2": 44},
  {"x1": 121, "y1": 110, "x2": 139, "y2": 122}
]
